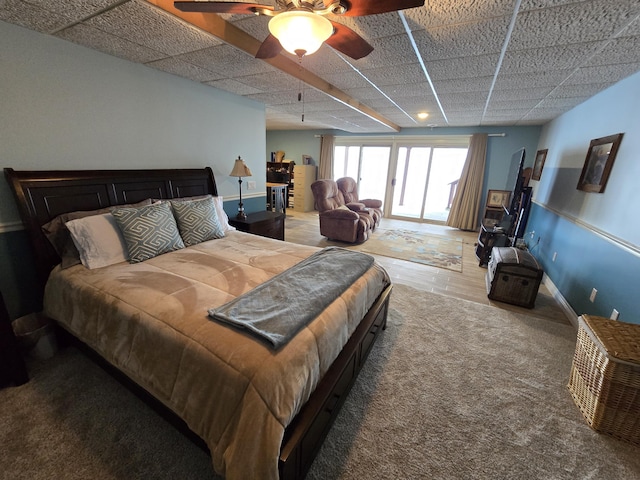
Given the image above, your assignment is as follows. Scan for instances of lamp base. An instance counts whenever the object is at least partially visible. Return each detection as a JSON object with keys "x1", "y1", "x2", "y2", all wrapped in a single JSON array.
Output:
[{"x1": 236, "y1": 211, "x2": 247, "y2": 220}]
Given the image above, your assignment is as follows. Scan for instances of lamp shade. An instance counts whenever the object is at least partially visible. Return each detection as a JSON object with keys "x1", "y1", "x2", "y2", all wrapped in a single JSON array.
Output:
[
  {"x1": 229, "y1": 156, "x2": 252, "y2": 177},
  {"x1": 268, "y1": 11, "x2": 333, "y2": 57}
]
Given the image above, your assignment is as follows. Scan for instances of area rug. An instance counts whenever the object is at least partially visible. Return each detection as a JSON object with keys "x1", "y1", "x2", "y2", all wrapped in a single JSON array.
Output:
[{"x1": 356, "y1": 228, "x2": 463, "y2": 272}]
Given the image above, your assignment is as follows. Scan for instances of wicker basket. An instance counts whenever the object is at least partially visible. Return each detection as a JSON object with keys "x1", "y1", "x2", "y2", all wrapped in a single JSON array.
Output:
[{"x1": 568, "y1": 314, "x2": 640, "y2": 444}]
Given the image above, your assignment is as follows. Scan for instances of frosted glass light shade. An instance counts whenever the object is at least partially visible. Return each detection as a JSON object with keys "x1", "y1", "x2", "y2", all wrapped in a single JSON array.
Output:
[{"x1": 268, "y1": 11, "x2": 333, "y2": 57}]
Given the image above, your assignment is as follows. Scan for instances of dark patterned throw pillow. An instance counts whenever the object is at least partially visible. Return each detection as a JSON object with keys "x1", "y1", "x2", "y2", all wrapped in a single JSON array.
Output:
[
  {"x1": 111, "y1": 202, "x2": 184, "y2": 263},
  {"x1": 170, "y1": 196, "x2": 225, "y2": 247}
]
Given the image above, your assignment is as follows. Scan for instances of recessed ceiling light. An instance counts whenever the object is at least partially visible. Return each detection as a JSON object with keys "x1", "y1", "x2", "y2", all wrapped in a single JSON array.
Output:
[{"x1": 417, "y1": 112, "x2": 429, "y2": 119}]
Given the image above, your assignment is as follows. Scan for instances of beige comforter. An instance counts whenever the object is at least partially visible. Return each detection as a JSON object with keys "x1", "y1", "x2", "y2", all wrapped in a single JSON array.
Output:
[{"x1": 43, "y1": 231, "x2": 390, "y2": 479}]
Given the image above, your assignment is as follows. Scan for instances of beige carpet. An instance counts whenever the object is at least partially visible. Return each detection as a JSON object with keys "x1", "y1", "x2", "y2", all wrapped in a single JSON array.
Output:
[
  {"x1": 1, "y1": 284, "x2": 639, "y2": 479},
  {"x1": 354, "y1": 228, "x2": 463, "y2": 272}
]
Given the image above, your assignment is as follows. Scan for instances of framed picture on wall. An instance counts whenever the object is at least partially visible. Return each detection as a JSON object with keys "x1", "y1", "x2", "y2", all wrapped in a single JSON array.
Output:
[
  {"x1": 532, "y1": 149, "x2": 547, "y2": 181},
  {"x1": 487, "y1": 189, "x2": 511, "y2": 208},
  {"x1": 577, "y1": 133, "x2": 624, "y2": 193}
]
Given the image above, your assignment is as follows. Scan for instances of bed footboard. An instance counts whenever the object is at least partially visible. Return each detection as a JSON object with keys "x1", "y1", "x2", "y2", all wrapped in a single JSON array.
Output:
[{"x1": 279, "y1": 283, "x2": 392, "y2": 480}]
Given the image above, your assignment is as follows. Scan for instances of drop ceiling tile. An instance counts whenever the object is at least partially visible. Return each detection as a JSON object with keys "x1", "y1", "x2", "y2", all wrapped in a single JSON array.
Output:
[
  {"x1": 325, "y1": 13, "x2": 407, "y2": 40},
  {"x1": 567, "y1": 62, "x2": 640, "y2": 85},
  {"x1": 411, "y1": 16, "x2": 511, "y2": 60},
  {"x1": 380, "y1": 82, "x2": 434, "y2": 99},
  {"x1": 535, "y1": 96, "x2": 587, "y2": 109},
  {"x1": 174, "y1": 44, "x2": 275, "y2": 77},
  {"x1": 301, "y1": 48, "x2": 356, "y2": 76},
  {"x1": 235, "y1": 69, "x2": 301, "y2": 93},
  {"x1": 547, "y1": 82, "x2": 613, "y2": 98},
  {"x1": 488, "y1": 98, "x2": 542, "y2": 110},
  {"x1": 17, "y1": 0, "x2": 118, "y2": 19},
  {"x1": 205, "y1": 78, "x2": 262, "y2": 96},
  {"x1": 426, "y1": 54, "x2": 500, "y2": 81},
  {"x1": 342, "y1": 87, "x2": 391, "y2": 101},
  {"x1": 321, "y1": 71, "x2": 371, "y2": 89},
  {"x1": 501, "y1": 42, "x2": 605, "y2": 74},
  {"x1": 490, "y1": 87, "x2": 555, "y2": 101},
  {"x1": 85, "y1": 0, "x2": 221, "y2": 56},
  {"x1": 494, "y1": 70, "x2": 574, "y2": 90},
  {"x1": 359, "y1": 63, "x2": 426, "y2": 86},
  {"x1": 146, "y1": 57, "x2": 223, "y2": 82},
  {"x1": 346, "y1": 34, "x2": 420, "y2": 70},
  {"x1": 585, "y1": 36, "x2": 640, "y2": 66},
  {"x1": 405, "y1": 0, "x2": 514, "y2": 29},
  {"x1": 56, "y1": 23, "x2": 167, "y2": 63},
  {"x1": 509, "y1": 0, "x2": 638, "y2": 51},
  {"x1": 0, "y1": 0, "x2": 72, "y2": 32},
  {"x1": 431, "y1": 77, "x2": 494, "y2": 94}
]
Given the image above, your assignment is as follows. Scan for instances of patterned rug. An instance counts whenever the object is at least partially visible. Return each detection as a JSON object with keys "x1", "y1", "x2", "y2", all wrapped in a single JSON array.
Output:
[{"x1": 355, "y1": 228, "x2": 463, "y2": 272}]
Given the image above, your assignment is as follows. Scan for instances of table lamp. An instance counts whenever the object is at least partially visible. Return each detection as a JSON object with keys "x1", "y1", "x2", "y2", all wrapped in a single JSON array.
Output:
[{"x1": 229, "y1": 156, "x2": 252, "y2": 219}]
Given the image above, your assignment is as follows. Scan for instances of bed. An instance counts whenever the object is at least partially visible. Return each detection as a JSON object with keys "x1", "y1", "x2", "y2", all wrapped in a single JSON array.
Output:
[{"x1": 4, "y1": 167, "x2": 392, "y2": 480}]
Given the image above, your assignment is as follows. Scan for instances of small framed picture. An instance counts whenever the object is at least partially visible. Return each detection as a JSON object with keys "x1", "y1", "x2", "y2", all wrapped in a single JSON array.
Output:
[
  {"x1": 532, "y1": 149, "x2": 547, "y2": 181},
  {"x1": 487, "y1": 189, "x2": 511, "y2": 208},
  {"x1": 577, "y1": 133, "x2": 624, "y2": 193}
]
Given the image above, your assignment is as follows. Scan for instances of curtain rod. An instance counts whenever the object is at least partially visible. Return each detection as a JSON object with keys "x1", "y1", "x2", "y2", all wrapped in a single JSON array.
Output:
[{"x1": 314, "y1": 133, "x2": 506, "y2": 138}]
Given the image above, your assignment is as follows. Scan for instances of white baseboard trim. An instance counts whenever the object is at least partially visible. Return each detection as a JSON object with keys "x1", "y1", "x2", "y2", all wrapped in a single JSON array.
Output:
[
  {"x1": 542, "y1": 273, "x2": 578, "y2": 328},
  {"x1": 0, "y1": 221, "x2": 24, "y2": 234}
]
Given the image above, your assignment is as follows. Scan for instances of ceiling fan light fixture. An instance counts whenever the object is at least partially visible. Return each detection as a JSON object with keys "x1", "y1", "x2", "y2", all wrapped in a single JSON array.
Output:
[{"x1": 268, "y1": 10, "x2": 333, "y2": 57}]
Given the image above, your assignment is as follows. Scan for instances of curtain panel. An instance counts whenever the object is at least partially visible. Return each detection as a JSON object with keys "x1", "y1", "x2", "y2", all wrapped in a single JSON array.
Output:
[{"x1": 446, "y1": 133, "x2": 488, "y2": 231}]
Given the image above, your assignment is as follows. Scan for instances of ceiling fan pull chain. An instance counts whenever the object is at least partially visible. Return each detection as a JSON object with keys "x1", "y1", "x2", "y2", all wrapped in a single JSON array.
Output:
[{"x1": 298, "y1": 59, "x2": 305, "y2": 122}]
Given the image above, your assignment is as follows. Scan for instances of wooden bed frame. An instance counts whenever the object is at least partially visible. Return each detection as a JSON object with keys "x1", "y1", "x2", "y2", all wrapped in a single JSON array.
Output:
[{"x1": 4, "y1": 167, "x2": 391, "y2": 480}]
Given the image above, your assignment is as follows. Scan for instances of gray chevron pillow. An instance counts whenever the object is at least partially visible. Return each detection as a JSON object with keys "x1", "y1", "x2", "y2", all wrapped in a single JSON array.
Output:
[
  {"x1": 112, "y1": 202, "x2": 184, "y2": 263},
  {"x1": 171, "y1": 196, "x2": 225, "y2": 247}
]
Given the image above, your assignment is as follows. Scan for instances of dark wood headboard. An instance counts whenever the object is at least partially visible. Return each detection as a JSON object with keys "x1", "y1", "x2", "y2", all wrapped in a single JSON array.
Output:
[{"x1": 4, "y1": 167, "x2": 218, "y2": 287}]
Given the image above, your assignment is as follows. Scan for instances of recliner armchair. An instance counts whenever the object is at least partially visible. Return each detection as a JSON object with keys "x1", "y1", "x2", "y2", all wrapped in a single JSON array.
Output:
[
  {"x1": 310, "y1": 179, "x2": 375, "y2": 244},
  {"x1": 336, "y1": 177, "x2": 383, "y2": 228}
]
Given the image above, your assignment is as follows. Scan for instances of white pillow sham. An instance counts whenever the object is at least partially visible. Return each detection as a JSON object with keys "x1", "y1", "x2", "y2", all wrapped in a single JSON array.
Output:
[{"x1": 65, "y1": 213, "x2": 129, "y2": 269}]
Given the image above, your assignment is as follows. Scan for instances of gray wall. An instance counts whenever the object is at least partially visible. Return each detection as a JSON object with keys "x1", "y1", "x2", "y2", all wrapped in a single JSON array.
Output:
[{"x1": 0, "y1": 21, "x2": 266, "y2": 318}]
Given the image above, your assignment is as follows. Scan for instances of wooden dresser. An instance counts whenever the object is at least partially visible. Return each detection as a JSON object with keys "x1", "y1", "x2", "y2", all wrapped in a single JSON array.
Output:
[{"x1": 293, "y1": 165, "x2": 317, "y2": 212}]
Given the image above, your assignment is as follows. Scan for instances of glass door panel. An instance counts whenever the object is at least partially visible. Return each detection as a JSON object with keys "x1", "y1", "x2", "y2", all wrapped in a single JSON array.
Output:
[
  {"x1": 391, "y1": 147, "x2": 431, "y2": 219},
  {"x1": 333, "y1": 146, "x2": 360, "y2": 180},
  {"x1": 423, "y1": 148, "x2": 468, "y2": 221},
  {"x1": 359, "y1": 146, "x2": 390, "y2": 204}
]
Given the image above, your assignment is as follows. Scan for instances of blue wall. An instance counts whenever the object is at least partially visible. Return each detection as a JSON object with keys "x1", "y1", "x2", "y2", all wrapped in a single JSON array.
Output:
[
  {"x1": 0, "y1": 21, "x2": 267, "y2": 320},
  {"x1": 527, "y1": 71, "x2": 640, "y2": 324},
  {"x1": 528, "y1": 204, "x2": 640, "y2": 324}
]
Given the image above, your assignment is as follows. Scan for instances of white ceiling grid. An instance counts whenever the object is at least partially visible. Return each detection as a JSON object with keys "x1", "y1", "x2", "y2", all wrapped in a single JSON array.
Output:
[{"x1": 1, "y1": 0, "x2": 639, "y2": 132}]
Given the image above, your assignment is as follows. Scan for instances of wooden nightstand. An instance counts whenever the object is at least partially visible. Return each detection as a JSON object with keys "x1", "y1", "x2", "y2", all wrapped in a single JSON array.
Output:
[
  {"x1": 229, "y1": 211, "x2": 285, "y2": 241},
  {"x1": 0, "y1": 291, "x2": 29, "y2": 388}
]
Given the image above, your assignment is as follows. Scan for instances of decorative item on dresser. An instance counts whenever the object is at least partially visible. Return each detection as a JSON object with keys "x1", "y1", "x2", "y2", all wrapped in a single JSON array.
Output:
[
  {"x1": 228, "y1": 210, "x2": 285, "y2": 241},
  {"x1": 0, "y1": 291, "x2": 29, "y2": 388},
  {"x1": 229, "y1": 156, "x2": 252, "y2": 219}
]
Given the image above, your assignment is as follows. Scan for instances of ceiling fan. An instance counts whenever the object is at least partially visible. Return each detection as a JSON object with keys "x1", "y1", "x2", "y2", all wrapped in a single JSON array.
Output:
[{"x1": 174, "y1": 0, "x2": 425, "y2": 59}]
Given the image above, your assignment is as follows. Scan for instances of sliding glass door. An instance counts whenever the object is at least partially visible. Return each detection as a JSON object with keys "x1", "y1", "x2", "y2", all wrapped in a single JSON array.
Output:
[
  {"x1": 334, "y1": 145, "x2": 391, "y2": 206},
  {"x1": 334, "y1": 136, "x2": 468, "y2": 224},
  {"x1": 391, "y1": 146, "x2": 467, "y2": 222}
]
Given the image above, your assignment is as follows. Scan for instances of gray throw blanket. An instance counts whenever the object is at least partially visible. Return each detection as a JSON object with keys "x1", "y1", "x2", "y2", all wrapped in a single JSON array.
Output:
[{"x1": 208, "y1": 247, "x2": 375, "y2": 349}]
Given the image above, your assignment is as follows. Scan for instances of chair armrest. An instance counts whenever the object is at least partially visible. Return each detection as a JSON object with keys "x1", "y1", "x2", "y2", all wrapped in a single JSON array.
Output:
[
  {"x1": 346, "y1": 202, "x2": 367, "y2": 212},
  {"x1": 320, "y1": 209, "x2": 359, "y2": 220},
  {"x1": 361, "y1": 199, "x2": 382, "y2": 209}
]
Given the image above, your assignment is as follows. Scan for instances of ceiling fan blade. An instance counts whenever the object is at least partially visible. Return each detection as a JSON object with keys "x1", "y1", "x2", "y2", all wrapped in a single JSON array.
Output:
[
  {"x1": 325, "y1": 21, "x2": 373, "y2": 60},
  {"x1": 339, "y1": 0, "x2": 425, "y2": 17},
  {"x1": 174, "y1": 1, "x2": 274, "y2": 15},
  {"x1": 255, "y1": 34, "x2": 283, "y2": 59}
]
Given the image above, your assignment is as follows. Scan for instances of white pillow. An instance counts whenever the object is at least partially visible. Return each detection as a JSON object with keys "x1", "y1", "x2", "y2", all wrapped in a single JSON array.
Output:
[
  {"x1": 212, "y1": 196, "x2": 235, "y2": 232},
  {"x1": 65, "y1": 213, "x2": 128, "y2": 269}
]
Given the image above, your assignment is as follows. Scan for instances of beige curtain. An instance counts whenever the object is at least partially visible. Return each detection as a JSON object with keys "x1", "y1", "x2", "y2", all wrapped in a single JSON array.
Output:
[
  {"x1": 318, "y1": 134, "x2": 334, "y2": 179},
  {"x1": 446, "y1": 133, "x2": 488, "y2": 231}
]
